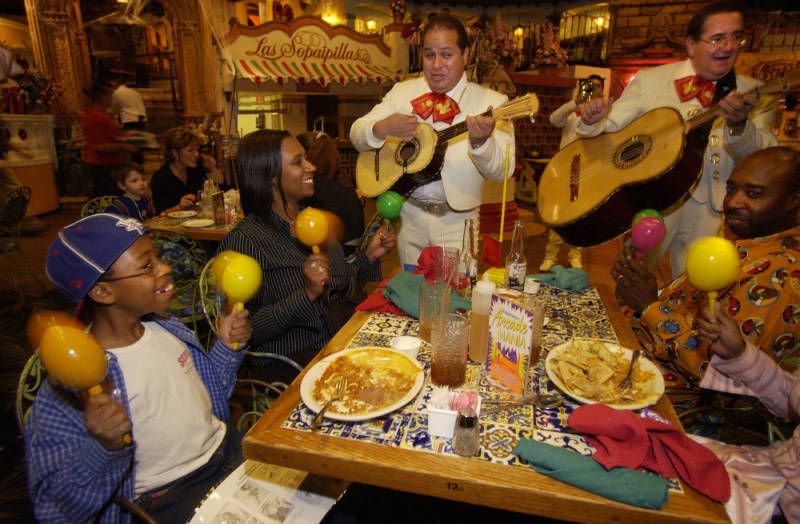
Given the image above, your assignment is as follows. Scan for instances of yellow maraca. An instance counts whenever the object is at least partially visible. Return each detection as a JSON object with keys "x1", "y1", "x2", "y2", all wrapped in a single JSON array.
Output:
[
  {"x1": 27, "y1": 310, "x2": 131, "y2": 444},
  {"x1": 220, "y1": 253, "x2": 262, "y2": 349},
  {"x1": 294, "y1": 207, "x2": 329, "y2": 254},
  {"x1": 685, "y1": 237, "x2": 741, "y2": 316},
  {"x1": 211, "y1": 250, "x2": 239, "y2": 285}
]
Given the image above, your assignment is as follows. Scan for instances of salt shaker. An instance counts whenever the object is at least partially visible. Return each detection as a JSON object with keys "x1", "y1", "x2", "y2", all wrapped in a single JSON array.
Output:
[{"x1": 452, "y1": 407, "x2": 480, "y2": 457}]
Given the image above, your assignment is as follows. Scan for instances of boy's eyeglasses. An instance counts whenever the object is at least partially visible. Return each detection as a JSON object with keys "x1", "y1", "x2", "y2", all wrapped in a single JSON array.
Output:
[
  {"x1": 99, "y1": 261, "x2": 158, "y2": 282},
  {"x1": 697, "y1": 33, "x2": 747, "y2": 49}
]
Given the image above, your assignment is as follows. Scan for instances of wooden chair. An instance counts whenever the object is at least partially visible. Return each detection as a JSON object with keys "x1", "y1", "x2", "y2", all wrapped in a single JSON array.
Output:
[
  {"x1": 197, "y1": 256, "x2": 302, "y2": 431},
  {"x1": 80, "y1": 195, "x2": 117, "y2": 217}
]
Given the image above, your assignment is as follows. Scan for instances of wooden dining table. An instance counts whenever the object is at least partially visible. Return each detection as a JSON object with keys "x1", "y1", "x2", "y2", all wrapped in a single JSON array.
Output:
[
  {"x1": 242, "y1": 284, "x2": 729, "y2": 523},
  {"x1": 146, "y1": 215, "x2": 237, "y2": 242}
]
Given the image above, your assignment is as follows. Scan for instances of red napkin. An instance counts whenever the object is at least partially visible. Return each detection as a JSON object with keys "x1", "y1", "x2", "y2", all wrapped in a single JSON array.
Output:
[
  {"x1": 355, "y1": 246, "x2": 448, "y2": 315},
  {"x1": 568, "y1": 404, "x2": 730, "y2": 502}
]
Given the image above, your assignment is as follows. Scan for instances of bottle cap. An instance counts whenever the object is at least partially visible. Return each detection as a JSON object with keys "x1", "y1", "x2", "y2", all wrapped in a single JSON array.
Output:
[{"x1": 456, "y1": 407, "x2": 477, "y2": 428}]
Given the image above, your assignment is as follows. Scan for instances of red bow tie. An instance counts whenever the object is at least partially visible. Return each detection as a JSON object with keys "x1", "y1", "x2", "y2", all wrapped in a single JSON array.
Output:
[
  {"x1": 674, "y1": 75, "x2": 715, "y2": 107},
  {"x1": 410, "y1": 92, "x2": 461, "y2": 124}
]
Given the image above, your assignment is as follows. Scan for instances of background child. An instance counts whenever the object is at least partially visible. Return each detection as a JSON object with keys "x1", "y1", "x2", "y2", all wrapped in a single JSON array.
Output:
[
  {"x1": 106, "y1": 161, "x2": 155, "y2": 221},
  {"x1": 25, "y1": 213, "x2": 251, "y2": 523}
]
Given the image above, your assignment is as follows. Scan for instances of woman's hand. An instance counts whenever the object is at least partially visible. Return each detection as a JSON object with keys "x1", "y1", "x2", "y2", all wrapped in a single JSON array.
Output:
[
  {"x1": 178, "y1": 194, "x2": 196, "y2": 210},
  {"x1": 696, "y1": 302, "x2": 746, "y2": 360},
  {"x1": 611, "y1": 247, "x2": 658, "y2": 314},
  {"x1": 219, "y1": 304, "x2": 252, "y2": 349},
  {"x1": 303, "y1": 253, "x2": 330, "y2": 301},
  {"x1": 365, "y1": 226, "x2": 397, "y2": 262},
  {"x1": 84, "y1": 393, "x2": 131, "y2": 451}
]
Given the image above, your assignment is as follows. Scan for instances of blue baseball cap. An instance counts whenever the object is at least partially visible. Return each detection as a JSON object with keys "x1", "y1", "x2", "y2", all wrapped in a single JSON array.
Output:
[{"x1": 46, "y1": 213, "x2": 146, "y2": 303}]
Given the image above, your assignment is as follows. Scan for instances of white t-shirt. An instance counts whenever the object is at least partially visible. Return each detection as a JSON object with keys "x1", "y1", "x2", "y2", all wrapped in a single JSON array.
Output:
[
  {"x1": 111, "y1": 84, "x2": 147, "y2": 125},
  {"x1": 108, "y1": 322, "x2": 226, "y2": 495}
]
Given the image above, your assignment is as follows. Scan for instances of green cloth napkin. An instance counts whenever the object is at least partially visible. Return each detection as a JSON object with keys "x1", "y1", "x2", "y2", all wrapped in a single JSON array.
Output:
[
  {"x1": 513, "y1": 439, "x2": 668, "y2": 509},
  {"x1": 382, "y1": 272, "x2": 471, "y2": 319},
  {"x1": 528, "y1": 265, "x2": 590, "y2": 292}
]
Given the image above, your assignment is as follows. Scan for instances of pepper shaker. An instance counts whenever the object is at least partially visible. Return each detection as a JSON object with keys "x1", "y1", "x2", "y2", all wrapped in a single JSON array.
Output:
[{"x1": 452, "y1": 407, "x2": 480, "y2": 457}]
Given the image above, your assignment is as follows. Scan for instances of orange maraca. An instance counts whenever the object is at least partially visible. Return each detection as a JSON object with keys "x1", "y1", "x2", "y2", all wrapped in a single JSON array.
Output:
[
  {"x1": 27, "y1": 310, "x2": 131, "y2": 444},
  {"x1": 219, "y1": 253, "x2": 262, "y2": 349},
  {"x1": 294, "y1": 207, "x2": 329, "y2": 254}
]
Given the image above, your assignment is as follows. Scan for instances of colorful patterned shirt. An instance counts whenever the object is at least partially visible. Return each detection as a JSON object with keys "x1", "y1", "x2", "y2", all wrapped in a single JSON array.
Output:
[{"x1": 634, "y1": 225, "x2": 800, "y2": 384}]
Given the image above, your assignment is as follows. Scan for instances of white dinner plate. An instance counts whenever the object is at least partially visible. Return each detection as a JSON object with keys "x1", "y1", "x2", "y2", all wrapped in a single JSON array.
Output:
[
  {"x1": 166, "y1": 210, "x2": 197, "y2": 219},
  {"x1": 182, "y1": 218, "x2": 215, "y2": 228},
  {"x1": 300, "y1": 347, "x2": 424, "y2": 422},
  {"x1": 545, "y1": 339, "x2": 664, "y2": 410}
]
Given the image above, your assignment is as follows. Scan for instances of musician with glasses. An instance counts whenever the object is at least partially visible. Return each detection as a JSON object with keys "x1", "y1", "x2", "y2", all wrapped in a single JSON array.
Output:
[
  {"x1": 579, "y1": 1, "x2": 777, "y2": 276},
  {"x1": 350, "y1": 14, "x2": 515, "y2": 269}
]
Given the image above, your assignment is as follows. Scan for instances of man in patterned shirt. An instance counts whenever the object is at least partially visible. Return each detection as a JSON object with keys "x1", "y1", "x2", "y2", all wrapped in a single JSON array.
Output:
[{"x1": 612, "y1": 146, "x2": 800, "y2": 386}]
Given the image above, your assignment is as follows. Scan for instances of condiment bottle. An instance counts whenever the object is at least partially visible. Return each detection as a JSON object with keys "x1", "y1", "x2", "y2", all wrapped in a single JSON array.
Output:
[
  {"x1": 469, "y1": 277, "x2": 495, "y2": 364},
  {"x1": 505, "y1": 218, "x2": 527, "y2": 290},
  {"x1": 459, "y1": 218, "x2": 478, "y2": 298},
  {"x1": 452, "y1": 407, "x2": 480, "y2": 457}
]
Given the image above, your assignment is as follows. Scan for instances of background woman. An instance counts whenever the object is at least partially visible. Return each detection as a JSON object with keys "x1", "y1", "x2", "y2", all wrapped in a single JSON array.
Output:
[
  {"x1": 150, "y1": 126, "x2": 222, "y2": 214},
  {"x1": 217, "y1": 129, "x2": 395, "y2": 381}
]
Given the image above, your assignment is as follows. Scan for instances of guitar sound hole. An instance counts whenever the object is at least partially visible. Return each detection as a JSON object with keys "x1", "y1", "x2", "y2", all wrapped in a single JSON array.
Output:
[
  {"x1": 395, "y1": 139, "x2": 420, "y2": 166},
  {"x1": 613, "y1": 135, "x2": 653, "y2": 169}
]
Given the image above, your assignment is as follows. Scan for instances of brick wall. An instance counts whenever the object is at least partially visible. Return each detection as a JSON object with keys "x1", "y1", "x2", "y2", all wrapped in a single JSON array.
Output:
[{"x1": 514, "y1": 83, "x2": 574, "y2": 159}]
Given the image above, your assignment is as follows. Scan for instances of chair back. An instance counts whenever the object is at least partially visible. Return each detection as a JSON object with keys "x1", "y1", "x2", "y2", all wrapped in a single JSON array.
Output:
[
  {"x1": 0, "y1": 185, "x2": 31, "y2": 237},
  {"x1": 151, "y1": 231, "x2": 207, "y2": 328},
  {"x1": 16, "y1": 352, "x2": 44, "y2": 433},
  {"x1": 81, "y1": 195, "x2": 118, "y2": 218}
]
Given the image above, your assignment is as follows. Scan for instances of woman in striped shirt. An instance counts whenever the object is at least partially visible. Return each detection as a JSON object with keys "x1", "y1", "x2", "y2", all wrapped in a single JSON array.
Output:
[{"x1": 218, "y1": 129, "x2": 395, "y2": 382}]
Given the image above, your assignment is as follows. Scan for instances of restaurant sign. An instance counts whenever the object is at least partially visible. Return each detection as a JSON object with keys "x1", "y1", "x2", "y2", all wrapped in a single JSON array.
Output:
[{"x1": 226, "y1": 16, "x2": 399, "y2": 86}]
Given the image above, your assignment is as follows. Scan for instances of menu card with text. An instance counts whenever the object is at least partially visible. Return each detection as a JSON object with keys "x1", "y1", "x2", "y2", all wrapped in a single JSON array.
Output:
[{"x1": 485, "y1": 289, "x2": 535, "y2": 402}]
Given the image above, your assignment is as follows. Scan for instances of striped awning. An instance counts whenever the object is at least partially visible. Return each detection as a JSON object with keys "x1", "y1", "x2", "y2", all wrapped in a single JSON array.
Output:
[{"x1": 236, "y1": 58, "x2": 399, "y2": 86}]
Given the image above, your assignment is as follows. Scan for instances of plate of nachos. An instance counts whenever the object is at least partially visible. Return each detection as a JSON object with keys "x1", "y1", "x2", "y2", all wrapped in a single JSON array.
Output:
[
  {"x1": 300, "y1": 347, "x2": 425, "y2": 422},
  {"x1": 545, "y1": 339, "x2": 664, "y2": 410}
]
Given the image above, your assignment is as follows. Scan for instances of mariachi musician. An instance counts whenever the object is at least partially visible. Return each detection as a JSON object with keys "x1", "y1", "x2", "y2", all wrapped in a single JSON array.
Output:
[{"x1": 578, "y1": 1, "x2": 776, "y2": 275}]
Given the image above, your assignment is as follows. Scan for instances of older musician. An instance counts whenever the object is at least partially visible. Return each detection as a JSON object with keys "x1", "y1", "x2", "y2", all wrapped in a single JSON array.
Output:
[
  {"x1": 350, "y1": 14, "x2": 515, "y2": 268},
  {"x1": 579, "y1": 1, "x2": 777, "y2": 276}
]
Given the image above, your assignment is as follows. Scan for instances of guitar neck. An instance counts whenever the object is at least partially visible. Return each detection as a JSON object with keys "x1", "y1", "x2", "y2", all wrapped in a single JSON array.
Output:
[
  {"x1": 437, "y1": 109, "x2": 492, "y2": 143},
  {"x1": 686, "y1": 70, "x2": 799, "y2": 131}
]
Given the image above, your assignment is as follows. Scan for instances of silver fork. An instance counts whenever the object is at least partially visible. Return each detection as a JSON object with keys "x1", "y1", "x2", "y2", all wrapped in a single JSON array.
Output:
[
  {"x1": 619, "y1": 350, "x2": 641, "y2": 390},
  {"x1": 311, "y1": 377, "x2": 347, "y2": 428}
]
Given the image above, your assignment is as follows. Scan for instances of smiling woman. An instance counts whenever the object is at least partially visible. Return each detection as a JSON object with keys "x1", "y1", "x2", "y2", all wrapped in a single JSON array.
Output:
[{"x1": 217, "y1": 129, "x2": 396, "y2": 383}]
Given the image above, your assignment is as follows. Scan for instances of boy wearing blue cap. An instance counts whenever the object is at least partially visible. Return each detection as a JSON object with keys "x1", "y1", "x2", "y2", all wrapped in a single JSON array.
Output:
[{"x1": 25, "y1": 213, "x2": 252, "y2": 523}]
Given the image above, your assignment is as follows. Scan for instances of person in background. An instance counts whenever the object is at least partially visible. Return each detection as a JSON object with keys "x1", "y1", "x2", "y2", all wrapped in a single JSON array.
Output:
[
  {"x1": 613, "y1": 146, "x2": 800, "y2": 392},
  {"x1": 350, "y1": 14, "x2": 514, "y2": 269},
  {"x1": 109, "y1": 74, "x2": 147, "y2": 164},
  {"x1": 693, "y1": 301, "x2": 799, "y2": 523},
  {"x1": 541, "y1": 74, "x2": 605, "y2": 271},
  {"x1": 105, "y1": 161, "x2": 155, "y2": 222},
  {"x1": 296, "y1": 131, "x2": 365, "y2": 256},
  {"x1": 150, "y1": 126, "x2": 223, "y2": 215},
  {"x1": 82, "y1": 82, "x2": 138, "y2": 197},
  {"x1": 0, "y1": 122, "x2": 47, "y2": 233},
  {"x1": 25, "y1": 213, "x2": 251, "y2": 523},
  {"x1": 217, "y1": 129, "x2": 394, "y2": 383},
  {"x1": 579, "y1": 1, "x2": 777, "y2": 276},
  {"x1": 0, "y1": 45, "x2": 23, "y2": 84}
]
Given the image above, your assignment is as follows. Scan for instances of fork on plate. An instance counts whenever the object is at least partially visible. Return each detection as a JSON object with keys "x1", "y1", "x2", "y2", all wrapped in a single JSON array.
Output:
[
  {"x1": 311, "y1": 376, "x2": 347, "y2": 428},
  {"x1": 619, "y1": 349, "x2": 641, "y2": 390}
]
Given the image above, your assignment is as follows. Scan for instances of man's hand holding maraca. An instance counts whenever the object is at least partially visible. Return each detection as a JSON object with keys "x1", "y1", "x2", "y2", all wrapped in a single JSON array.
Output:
[
  {"x1": 219, "y1": 305, "x2": 252, "y2": 350},
  {"x1": 365, "y1": 225, "x2": 396, "y2": 262},
  {"x1": 612, "y1": 246, "x2": 659, "y2": 314},
  {"x1": 696, "y1": 302, "x2": 746, "y2": 361},
  {"x1": 84, "y1": 392, "x2": 132, "y2": 451}
]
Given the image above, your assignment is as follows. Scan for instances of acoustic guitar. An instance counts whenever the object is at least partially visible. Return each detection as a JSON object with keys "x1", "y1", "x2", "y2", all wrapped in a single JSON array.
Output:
[
  {"x1": 537, "y1": 70, "x2": 800, "y2": 247},
  {"x1": 355, "y1": 93, "x2": 539, "y2": 197}
]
